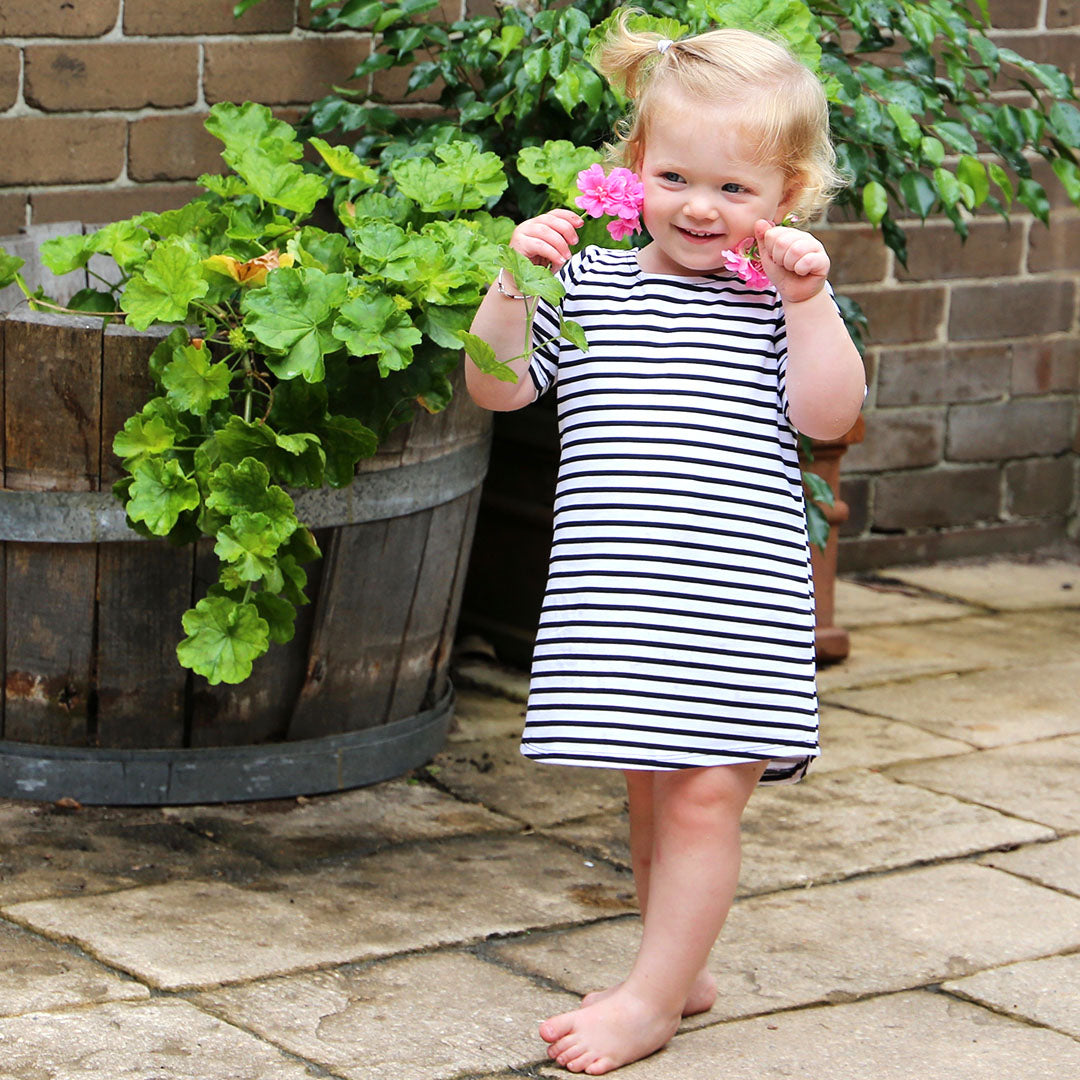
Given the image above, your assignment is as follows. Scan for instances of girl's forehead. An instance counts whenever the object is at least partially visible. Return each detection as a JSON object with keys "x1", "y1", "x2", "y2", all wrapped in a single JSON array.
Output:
[{"x1": 643, "y1": 118, "x2": 780, "y2": 179}]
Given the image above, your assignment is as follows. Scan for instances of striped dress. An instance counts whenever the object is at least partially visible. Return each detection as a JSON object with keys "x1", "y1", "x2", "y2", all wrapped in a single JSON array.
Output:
[{"x1": 520, "y1": 245, "x2": 821, "y2": 785}]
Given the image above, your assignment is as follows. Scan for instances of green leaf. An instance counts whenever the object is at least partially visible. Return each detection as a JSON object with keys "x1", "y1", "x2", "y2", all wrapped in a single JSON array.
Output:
[
  {"x1": 226, "y1": 145, "x2": 328, "y2": 216},
  {"x1": 161, "y1": 344, "x2": 233, "y2": 415},
  {"x1": 919, "y1": 135, "x2": 945, "y2": 166},
  {"x1": 214, "y1": 511, "x2": 284, "y2": 583},
  {"x1": 886, "y1": 103, "x2": 921, "y2": 149},
  {"x1": 120, "y1": 238, "x2": 209, "y2": 330},
  {"x1": 803, "y1": 470, "x2": 836, "y2": 508},
  {"x1": 1051, "y1": 157, "x2": 1080, "y2": 206},
  {"x1": 957, "y1": 156, "x2": 989, "y2": 207},
  {"x1": 127, "y1": 458, "x2": 201, "y2": 535},
  {"x1": 1049, "y1": 102, "x2": 1080, "y2": 148},
  {"x1": 931, "y1": 121, "x2": 978, "y2": 155},
  {"x1": 319, "y1": 414, "x2": 379, "y2": 487},
  {"x1": 241, "y1": 267, "x2": 349, "y2": 383},
  {"x1": 206, "y1": 457, "x2": 298, "y2": 544},
  {"x1": 458, "y1": 330, "x2": 518, "y2": 383},
  {"x1": 1017, "y1": 178, "x2": 1050, "y2": 225},
  {"x1": 0, "y1": 246, "x2": 24, "y2": 289},
  {"x1": 416, "y1": 303, "x2": 475, "y2": 349},
  {"x1": 197, "y1": 415, "x2": 326, "y2": 489},
  {"x1": 560, "y1": 317, "x2": 589, "y2": 353},
  {"x1": 900, "y1": 171, "x2": 938, "y2": 219},
  {"x1": 861, "y1": 180, "x2": 889, "y2": 225},
  {"x1": 40, "y1": 233, "x2": 95, "y2": 276},
  {"x1": 112, "y1": 413, "x2": 176, "y2": 460},
  {"x1": 177, "y1": 595, "x2": 269, "y2": 685},
  {"x1": 67, "y1": 288, "x2": 118, "y2": 314},
  {"x1": 390, "y1": 142, "x2": 507, "y2": 213},
  {"x1": 517, "y1": 141, "x2": 603, "y2": 205},
  {"x1": 988, "y1": 163, "x2": 1014, "y2": 207},
  {"x1": 205, "y1": 101, "x2": 301, "y2": 160},
  {"x1": 805, "y1": 495, "x2": 831, "y2": 552},
  {"x1": 251, "y1": 591, "x2": 297, "y2": 645},
  {"x1": 933, "y1": 167, "x2": 963, "y2": 210},
  {"x1": 500, "y1": 247, "x2": 566, "y2": 305},
  {"x1": 331, "y1": 292, "x2": 424, "y2": 374},
  {"x1": 308, "y1": 136, "x2": 379, "y2": 185}
]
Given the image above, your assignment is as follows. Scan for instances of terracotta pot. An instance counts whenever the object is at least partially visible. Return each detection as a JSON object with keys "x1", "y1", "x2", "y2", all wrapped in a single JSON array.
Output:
[{"x1": 803, "y1": 415, "x2": 865, "y2": 664}]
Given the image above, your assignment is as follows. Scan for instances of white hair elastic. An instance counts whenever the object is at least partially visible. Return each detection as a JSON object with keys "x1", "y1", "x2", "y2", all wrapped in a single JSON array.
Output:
[{"x1": 656, "y1": 38, "x2": 673, "y2": 54}]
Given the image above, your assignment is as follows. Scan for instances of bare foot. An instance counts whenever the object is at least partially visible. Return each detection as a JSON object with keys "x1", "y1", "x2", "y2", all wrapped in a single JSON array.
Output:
[
  {"x1": 581, "y1": 969, "x2": 717, "y2": 1017},
  {"x1": 540, "y1": 987, "x2": 681, "y2": 1074}
]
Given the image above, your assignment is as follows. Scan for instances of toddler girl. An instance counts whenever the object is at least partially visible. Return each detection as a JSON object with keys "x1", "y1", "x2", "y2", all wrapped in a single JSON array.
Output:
[{"x1": 466, "y1": 11, "x2": 866, "y2": 1075}]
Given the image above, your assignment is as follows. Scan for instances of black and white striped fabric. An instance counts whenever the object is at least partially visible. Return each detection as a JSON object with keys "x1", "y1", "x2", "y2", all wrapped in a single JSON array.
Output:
[{"x1": 520, "y1": 245, "x2": 820, "y2": 785}]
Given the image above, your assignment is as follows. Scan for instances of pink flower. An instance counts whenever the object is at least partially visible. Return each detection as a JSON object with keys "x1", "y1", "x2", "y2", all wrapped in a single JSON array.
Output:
[
  {"x1": 576, "y1": 164, "x2": 644, "y2": 241},
  {"x1": 722, "y1": 215, "x2": 801, "y2": 288},
  {"x1": 606, "y1": 216, "x2": 639, "y2": 242},
  {"x1": 722, "y1": 237, "x2": 771, "y2": 289}
]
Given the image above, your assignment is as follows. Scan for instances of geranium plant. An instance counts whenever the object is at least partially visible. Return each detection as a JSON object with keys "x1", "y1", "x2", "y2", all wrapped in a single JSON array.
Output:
[
  {"x1": 0, "y1": 104, "x2": 582, "y2": 685},
  {"x1": 287, "y1": 0, "x2": 1078, "y2": 550}
]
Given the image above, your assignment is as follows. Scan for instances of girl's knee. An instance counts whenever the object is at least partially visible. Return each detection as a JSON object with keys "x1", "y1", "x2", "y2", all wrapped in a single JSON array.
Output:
[{"x1": 659, "y1": 763, "x2": 763, "y2": 825}]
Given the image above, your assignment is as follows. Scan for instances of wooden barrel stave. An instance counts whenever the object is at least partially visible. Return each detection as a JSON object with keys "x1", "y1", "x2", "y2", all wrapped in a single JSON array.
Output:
[{"x1": 1, "y1": 288, "x2": 489, "y2": 785}]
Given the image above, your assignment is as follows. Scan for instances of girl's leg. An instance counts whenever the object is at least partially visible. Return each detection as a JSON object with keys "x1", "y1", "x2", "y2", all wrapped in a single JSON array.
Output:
[
  {"x1": 581, "y1": 770, "x2": 717, "y2": 1016},
  {"x1": 541, "y1": 760, "x2": 767, "y2": 1075}
]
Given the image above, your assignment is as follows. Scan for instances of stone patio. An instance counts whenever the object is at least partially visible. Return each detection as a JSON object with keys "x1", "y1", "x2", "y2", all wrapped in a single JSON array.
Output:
[{"x1": 1, "y1": 553, "x2": 1078, "y2": 1079}]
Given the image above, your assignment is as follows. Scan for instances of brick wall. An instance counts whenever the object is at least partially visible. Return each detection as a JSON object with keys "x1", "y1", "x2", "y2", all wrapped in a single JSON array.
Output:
[
  {"x1": 825, "y1": 0, "x2": 1080, "y2": 567},
  {"x1": 1, "y1": 0, "x2": 1077, "y2": 566}
]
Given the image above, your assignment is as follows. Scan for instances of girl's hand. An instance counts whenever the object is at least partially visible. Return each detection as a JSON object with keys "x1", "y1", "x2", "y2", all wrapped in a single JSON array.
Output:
[
  {"x1": 754, "y1": 220, "x2": 830, "y2": 305},
  {"x1": 510, "y1": 209, "x2": 584, "y2": 273}
]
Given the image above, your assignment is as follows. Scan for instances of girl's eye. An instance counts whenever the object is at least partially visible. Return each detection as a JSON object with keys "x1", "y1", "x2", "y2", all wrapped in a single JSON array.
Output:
[
  {"x1": 722, "y1": 182, "x2": 746, "y2": 194},
  {"x1": 661, "y1": 172, "x2": 684, "y2": 183}
]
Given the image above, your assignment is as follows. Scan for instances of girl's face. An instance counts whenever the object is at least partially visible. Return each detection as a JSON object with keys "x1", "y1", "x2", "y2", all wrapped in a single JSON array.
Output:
[{"x1": 636, "y1": 89, "x2": 794, "y2": 278}]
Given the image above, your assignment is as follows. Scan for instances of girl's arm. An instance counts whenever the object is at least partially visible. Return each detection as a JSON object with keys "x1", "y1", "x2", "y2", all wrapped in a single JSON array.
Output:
[
  {"x1": 755, "y1": 220, "x2": 866, "y2": 441},
  {"x1": 465, "y1": 208, "x2": 583, "y2": 412}
]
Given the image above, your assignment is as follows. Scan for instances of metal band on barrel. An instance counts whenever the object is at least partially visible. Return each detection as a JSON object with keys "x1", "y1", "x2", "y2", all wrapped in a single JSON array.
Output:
[{"x1": 0, "y1": 438, "x2": 490, "y2": 543}]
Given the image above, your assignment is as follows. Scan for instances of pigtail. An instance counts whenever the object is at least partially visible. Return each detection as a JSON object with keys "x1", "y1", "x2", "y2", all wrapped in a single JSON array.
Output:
[{"x1": 591, "y1": 8, "x2": 683, "y2": 167}]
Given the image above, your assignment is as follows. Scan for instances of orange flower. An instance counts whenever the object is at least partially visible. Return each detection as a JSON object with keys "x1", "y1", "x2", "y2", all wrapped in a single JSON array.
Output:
[{"x1": 203, "y1": 249, "x2": 295, "y2": 287}]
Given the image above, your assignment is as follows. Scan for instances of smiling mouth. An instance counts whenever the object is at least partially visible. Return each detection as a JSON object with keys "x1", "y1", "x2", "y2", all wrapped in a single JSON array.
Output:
[{"x1": 677, "y1": 227, "x2": 721, "y2": 240}]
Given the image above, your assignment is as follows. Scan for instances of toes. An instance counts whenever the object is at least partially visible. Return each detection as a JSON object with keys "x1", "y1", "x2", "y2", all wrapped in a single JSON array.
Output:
[
  {"x1": 585, "y1": 1058, "x2": 617, "y2": 1076},
  {"x1": 539, "y1": 1011, "x2": 576, "y2": 1045}
]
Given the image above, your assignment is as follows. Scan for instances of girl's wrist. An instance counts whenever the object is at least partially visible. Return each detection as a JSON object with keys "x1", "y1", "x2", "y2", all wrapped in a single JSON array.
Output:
[{"x1": 494, "y1": 268, "x2": 527, "y2": 301}]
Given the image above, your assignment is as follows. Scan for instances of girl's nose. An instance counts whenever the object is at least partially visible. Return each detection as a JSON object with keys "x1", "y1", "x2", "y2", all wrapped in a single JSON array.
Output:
[{"x1": 683, "y1": 197, "x2": 719, "y2": 221}]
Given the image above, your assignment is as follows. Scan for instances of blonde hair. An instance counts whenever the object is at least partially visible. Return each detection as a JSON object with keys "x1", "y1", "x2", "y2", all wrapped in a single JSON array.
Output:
[{"x1": 592, "y1": 10, "x2": 845, "y2": 221}]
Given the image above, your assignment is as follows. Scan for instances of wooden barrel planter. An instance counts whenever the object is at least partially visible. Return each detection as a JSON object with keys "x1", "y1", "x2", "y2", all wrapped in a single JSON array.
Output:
[{"x1": 0, "y1": 308, "x2": 491, "y2": 805}]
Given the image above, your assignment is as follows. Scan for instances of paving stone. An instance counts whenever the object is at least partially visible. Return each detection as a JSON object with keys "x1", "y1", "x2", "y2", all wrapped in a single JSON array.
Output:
[
  {"x1": 979, "y1": 836, "x2": 1080, "y2": 898},
  {"x1": 448, "y1": 686, "x2": 527, "y2": 741},
  {"x1": 829, "y1": 661, "x2": 1080, "y2": 748},
  {"x1": 740, "y1": 769, "x2": 1052, "y2": 894},
  {"x1": 534, "y1": 990, "x2": 1080, "y2": 1080},
  {"x1": 887, "y1": 557, "x2": 1080, "y2": 610},
  {"x1": 0, "y1": 919, "x2": 149, "y2": 1018},
  {"x1": 944, "y1": 953, "x2": 1080, "y2": 1039},
  {"x1": 888, "y1": 735, "x2": 1080, "y2": 832},
  {"x1": 161, "y1": 778, "x2": 516, "y2": 869},
  {"x1": 195, "y1": 951, "x2": 575, "y2": 1080},
  {"x1": 546, "y1": 770, "x2": 1052, "y2": 903},
  {"x1": 492, "y1": 863, "x2": 1080, "y2": 1022},
  {"x1": 3, "y1": 834, "x2": 635, "y2": 991},
  {"x1": 0, "y1": 999, "x2": 321, "y2": 1079},
  {"x1": 0, "y1": 801, "x2": 264, "y2": 906},
  {"x1": 815, "y1": 704, "x2": 973, "y2": 772},
  {"x1": 835, "y1": 578, "x2": 977, "y2": 627},
  {"x1": 818, "y1": 609, "x2": 1080, "y2": 693},
  {"x1": 452, "y1": 658, "x2": 530, "y2": 702},
  {"x1": 429, "y1": 733, "x2": 627, "y2": 828}
]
